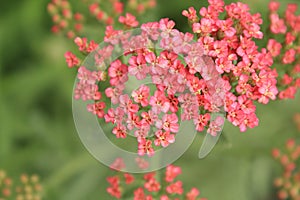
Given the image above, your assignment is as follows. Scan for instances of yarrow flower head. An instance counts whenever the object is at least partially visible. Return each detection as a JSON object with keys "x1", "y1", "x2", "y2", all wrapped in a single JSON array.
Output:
[
  {"x1": 267, "y1": 1, "x2": 300, "y2": 100},
  {"x1": 0, "y1": 170, "x2": 42, "y2": 200},
  {"x1": 106, "y1": 161, "x2": 207, "y2": 200},
  {"x1": 272, "y1": 138, "x2": 300, "y2": 200},
  {"x1": 61, "y1": 0, "x2": 300, "y2": 161}
]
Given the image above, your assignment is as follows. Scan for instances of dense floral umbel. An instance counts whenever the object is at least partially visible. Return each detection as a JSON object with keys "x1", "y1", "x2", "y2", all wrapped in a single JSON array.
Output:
[
  {"x1": 272, "y1": 139, "x2": 300, "y2": 200},
  {"x1": 48, "y1": 0, "x2": 156, "y2": 39},
  {"x1": 106, "y1": 164, "x2": 207, "y2": 200},
  {"x1": 0, "y1": 170, "x2": 42, "y2": 200},
  {"x1": 62, "y1": 0, "x2": 300, "y2": 157},
  {"x1": 267, "y1": 1, "x2": 300, "y2": 100},
  {"x1": 182, "y1": 0, "x2": 280, "y2": 132}
]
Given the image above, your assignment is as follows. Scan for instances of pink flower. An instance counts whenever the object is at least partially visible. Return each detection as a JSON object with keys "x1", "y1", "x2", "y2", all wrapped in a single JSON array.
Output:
[
  {"x1": 134, "y1": 125, "x2": 150, "y2": 140},
  {"x1": 64, "y1": 51, "x2": 80, "y2": 68},
  {"x1": 104, "y1": 107, "x2": 125, "y2": 125},
  {"x1": 138, "y1": 138, "x2": 154, "y2": 156},
  {"x1": 141, "y1": 110, "x2": 158, "y2": 126},
  {"x1": 238, "y1": 112, "x2": 259, "y2": 132},
  {"x1": 166, "y1": 181, "x2": 183, "y2": 195},
  {"x1": 186, "y1": 188, "x2": 200, "y2": 200},
  {"x1": 119, "y1": 94, "x2": 139, "y2": 114},
  {"x1": 154, "y1": 130, "x2": 175, "y2": 147},
  {"x1": 243, "y1": 23, "x2": 263, "y2": 39},
  {"x1": 128, "y1": 54, "x2": 149, "y2": 80},
  {"x1": 104, "y1": 26, "x2": 122, "y2": 44},
  {"x1": 194, "y1": 113, "x2": 210, "y2": 132},
  {"x1": 237, "y1": 95, "x2": 256, "y2": 114},
  {"x1": 105, "y1": 85, "x2": 125, "y2": 104},
  {"x1": 216, "y1": 19, "x2": 236, "y2": 37},
  {"x1": 144, "y1": 178, "x2": 161, "y2": 192},
  {"x1": 165, "y1": 165, "x2": 181, "y2": 182},
  {"x1": 119, "y1": 13, "x2": 139, "y2": 27},
  {"x1": 285, "y1": 32, "x2": 296, "y2": 45},
  {"x1": 141, "y1": 22, "x2": 160, "y2": 40},
  {"x1": 149, "y1": 91, "x2": 170, "y2": 113},
  {"x1": 267, "y1": 39, "x2": 282, "y2": 57},
  {"x1": 74, "y1": 37, "x2": 87, "y2": 52},
  {"x1": 156, "y1": 113, "x2": 179, "y2": 133},
  {"x1": 132, "y1": 85, "x2": 150, "y2": 107},
  {"x1": 182, "y1": 7, "x2": 198, "y2": 22},
  {"x1": 87, "y1": 101, "x2": 106, "y2": 118},
  {"x1": 74, "y1": 83, "x2": 101, "y2": 101},
  {"x1": 208, "y1": 40, "x2": 228, "y2": 58},
  {"x1": 192, "y1": 18, "x2": 217, "y2": 35},
  {"x1": 268, "y1": 1, "x2": 280, "y2": 12},
  {"x1": 207, "y1": 116, "x2": 224, "y2": 136},
  {"x1": 270, "y1": 13, "x2": 287, "y2": 34},
  {"x1": 168, "y1": 95, "x2": 179, "y2": 113},
  {"x1": 159, "y1": 18, "x2": 176, "y2": 38},
  {"x1": 108, "y1": 59, "x2": 128, "y2": 86},
  {"x1": 258, "y1": 81, "x2": 278, "y2": 104},
  {"x1": 126, "y1": 113, "x2": 141, "y2": 130},
  {"x1": 112, "y1": 124, "x2": 127, "y2": 138},
  {"x1": 282, "y1": 49, "x2": 296, "y2": 64}
]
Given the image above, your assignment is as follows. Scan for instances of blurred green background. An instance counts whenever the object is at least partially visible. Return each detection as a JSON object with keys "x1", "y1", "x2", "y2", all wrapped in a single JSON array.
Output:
[{"x1": 0, "y1": 0, "x2": 299, "y2": 199}]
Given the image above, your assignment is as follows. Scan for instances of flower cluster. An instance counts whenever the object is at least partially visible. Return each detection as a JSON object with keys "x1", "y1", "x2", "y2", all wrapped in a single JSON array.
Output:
[
  {"x1": 48, "y1": 0, "x2": 156, "y2": 39},
  {"x1": 106, "y1": 163, "x2": 207, "y2": 200},
  {"x1": 0, "y1": 170, "x2": 42, "y2": 200},
  {"x1": 272, "y1": 139, "x2": 300, "y2": 200},
  {"x1": 267, "y1": 1, "x2": 300, "y2": 100},
  {"x1": 72, "y1": 16, "x2": 230, "y2": 156},
  {"x1": 47, "y1": 0, "x2": 84, "y2": 38},
  {"x1": 182, "y1": 0, "x2": 280, "y2": 132},
  {"x1": 61, "y1": 0, "x2": 300, "y2": 157}
]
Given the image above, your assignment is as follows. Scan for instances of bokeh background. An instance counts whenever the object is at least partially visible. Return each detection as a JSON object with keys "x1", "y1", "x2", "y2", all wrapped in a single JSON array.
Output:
[{"x1": 0, "y1": 0, "x2": 300, "y2": 199}]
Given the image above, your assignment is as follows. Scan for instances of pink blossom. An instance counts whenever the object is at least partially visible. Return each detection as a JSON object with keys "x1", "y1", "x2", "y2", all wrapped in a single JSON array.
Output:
[
  {"x1": 119, "y1": 94, "x2": 139, "y2": 114},
  {"x1": 131, "y1": 85, "x2": 150, "y2": 107},
  {"x1": 141, "y1": 111, "x2": 158, "y2": 126},
  {"x1": 104, "y1": 107, "x2": 125, "y2": 125},
  {"x1": 149, "y1": 91, "x2": 170, "y2": 113},
  {"x1": 238, "y1": 112, "x2": 259, "y2": 132},
  {"x1": 104, "y1": 26, "x2": 122, "y2": 44},
  {"x1": 194, "y1": 113, "x2": 210, "y2": 132},
  {"x1": 282, "y1": 49, "x2": 296, "y2": 64},
  {"x1": 159, "y1": 18, "x2": 175, "y2": 38},
  {"x1": 141, "y1": 22, "x2": 160, "y2": 40},
  {"x1": 128, "y1": 54, "x2": 149, "y2": 80},
  {"x1": 87, "y1": 101, "x2": 106, "y2": 118},
  {"x1": 268, "y1": 1, "x2": 280, "y2": 12},
  {"x1": 156, "y1": 113, "x2": 179, "y2": 133},
  {"x1": 112, "y1": 124, "x2": 127, "y2": 138},
  {"x1": 138, "y1": 138, "x2": 154, "y2": 156},
  {"x1": 105, "y1": 85, "x2": 125, "y2": 104},
  {"x1": 126, "y1": 113, "x2": 141, "y2": 130},
  {"x1": 216, "y1": 19, "x2": 236, "y2": 37},
  {"x1": 154, "y1": 130, "x2": 175, "y2": 147},
  {"x1": 108, "y1": 59, "x2": 128, "y2": 86},
  {"x1": 267, "y1": 39, "x2": 282, "y2": 57},
  {"x1": 258, "y1": 81, "x2": 278, "y2": 104},
  {"x1": 119, "y1": 13, "x2": 139, "y2": 27},
  {"x1": 182, "y1": 7, "x2": 198, "y2": 22},
  {"x1": 165, "y1": 165, "x2": 182, "y2": 182},
  {"x1": 64, "y1": 51, "x2": 80, "y2": 68},
  {"x1": 134, "y1": 125, "x2": 150, "y2": 140},
  {"x1": 166, "y1": 181, "x2": 183, "y2": 195},
  {"x1": 207, "y1": 116, "x2": 224, "y2": 136},
  {"x1": 270, "y1": 13, "x2": 287, "y2": 34}
]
